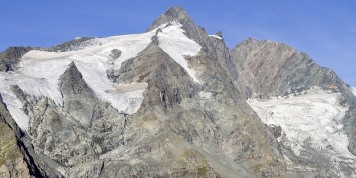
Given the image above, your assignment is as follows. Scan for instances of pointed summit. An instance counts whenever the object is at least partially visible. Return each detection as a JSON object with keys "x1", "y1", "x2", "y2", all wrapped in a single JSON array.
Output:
[
  {"x1": 147, "y1": 6, "x2": 212, "y2": 55},
  {"x1": 60, "y1": 61, "x2": 97, "y2": 127},
  {"x1": 147, "y1": 6, "x2": 193, "y2": 31}
]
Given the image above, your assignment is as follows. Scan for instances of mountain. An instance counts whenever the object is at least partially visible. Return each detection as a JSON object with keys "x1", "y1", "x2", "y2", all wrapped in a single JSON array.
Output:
[{"x1": 0, "y1": 6, "x2": 355, "y2": 178}]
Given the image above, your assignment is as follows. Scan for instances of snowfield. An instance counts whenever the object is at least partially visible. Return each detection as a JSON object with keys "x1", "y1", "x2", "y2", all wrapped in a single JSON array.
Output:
[
  {"x1": 0, "y1": 22, "x2": 202, "y2": 131},
  {"x1": 158, "y1": 22, "x2": 201, "y2": 83},
  {"x1": 352, "y1": 87, "x2": 356, "y2": 96},
  {"x1": 247, "y1": 88, "x2": 356, "y2": 168}
]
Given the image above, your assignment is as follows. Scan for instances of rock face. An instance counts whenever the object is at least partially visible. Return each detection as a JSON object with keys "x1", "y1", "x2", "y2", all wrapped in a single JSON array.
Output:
[
  {"x1": 230, "y1": 38, "x2": 351, "y2": 99},
  {"x1": 0, "y1": 123, "x2": 30, "y2": 178},
  {"x1": 46, "y1": 37, "x2": 94, "y2": 52},
  {"x1": 0, "y1": 47, "x2": 34, "y2": 71},
  {"x1": 230, "y1": 38, "x2": 356, "y2": 177},
  {"x1": 0, "y1": 5, "x2": 355, "y2": 178},
  {"x1": 59, "y1": 62, "x2": 98, "y2": 126}
]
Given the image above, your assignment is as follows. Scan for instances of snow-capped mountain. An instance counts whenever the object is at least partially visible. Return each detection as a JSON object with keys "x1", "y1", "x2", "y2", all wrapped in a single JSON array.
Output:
[
  {"x1": 0, "y1": 22, "x2": 201, "y2": 131},
  {"x1": 0, "y1": 6, "x2": 355, "y2": 178}
]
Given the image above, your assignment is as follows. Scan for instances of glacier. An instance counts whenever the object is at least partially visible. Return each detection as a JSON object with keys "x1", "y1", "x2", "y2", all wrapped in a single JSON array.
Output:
[
  {"x1": 247, "y1": 88, "x2": 356, "y2": 169},
  {"x1": 0, "y1": 22, "x2": 202, "y2": 131}
]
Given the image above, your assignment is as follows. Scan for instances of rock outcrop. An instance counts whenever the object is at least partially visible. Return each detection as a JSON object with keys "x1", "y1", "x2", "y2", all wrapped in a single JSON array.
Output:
[{"x1": 0, "y1": 47, "x2": 34, "y2": 72}]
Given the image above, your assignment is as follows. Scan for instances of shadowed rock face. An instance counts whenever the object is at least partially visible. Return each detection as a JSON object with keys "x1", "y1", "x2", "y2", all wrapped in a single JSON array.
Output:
[
  {"x1": 0, "y1": 47, "x2": 34, "y2": 72},
  {"x1": 59, "y1": 62, "x2": 98, "y2": 127},
  {"x1": 0, "y1": 5, "x2": 355, "y2": 178},
  {"x1": 0, "y1": 122, "x2": 28, "y2": 178},
  {"x1": 0, "y1": 94, "x2": 63, "y2": 178},
  {"x1": 147, "y1": 6, "x2": 242, "y2": 112}
]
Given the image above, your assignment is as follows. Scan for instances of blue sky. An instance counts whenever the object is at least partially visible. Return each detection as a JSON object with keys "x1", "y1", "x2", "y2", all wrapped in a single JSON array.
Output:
[{"x1": 1, "y1": 1, "x2": 355, "y2": 86}]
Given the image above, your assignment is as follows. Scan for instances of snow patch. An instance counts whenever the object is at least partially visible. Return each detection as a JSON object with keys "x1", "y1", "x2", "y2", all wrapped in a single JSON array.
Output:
[
  {"x1": 0, "y1": 75, "x2": 30, "y2": 130},
  {"x1": 209, "y1": 35, "x2": 222, "y2": 40},
  {"x1": 157, "y1": 22, "x2": 201, "y2": 83},
  {"x1": 352, "y1": 87, "x2": 356, "y2": 96},
  {"x1": 247, "y1": 88, "x2": 356, "y2": 166},
  {"x1": 198, "y1": 91, "x2": 213, "y2": 100}
]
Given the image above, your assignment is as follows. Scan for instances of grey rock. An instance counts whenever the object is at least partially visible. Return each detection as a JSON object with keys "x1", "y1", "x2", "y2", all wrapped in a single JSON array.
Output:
[
  {"x1": 0, "y1": 5, "x2": 355, "y2": 178},
  {"x1": 215, "y1": 31, "x2": 222, "y2": 38},
  {"x1": 46, "y1": 37, "x2": 94, "y2": 52},
  {"x1": 15, "y1": 41, "x2": 287, "y2": 177},
  {"x1": 230, "y1": 37, "x2": 356, "y2": 177},
  {"x1": 112, "y1": 43, "x2": 287, "y2": 177},
  {"x1": 27, "y1": 64, "x2": 125, "y2": 168},
  {"x1": 0, "y1": 47, "x2": 34, "y2": 72},
  {"x1": 230, "y1": 38, "x2": 350, "y2": 99},
  {"x1": 0, "y1": 92, "x2": 63, "y2": 178},
  {"x1": 59, "y1": 62, "x2": 97, "y2": 127},
  {"x1": 109, "y1": 49, "x2": 122, "y2": 60},
  {"x1": 147, "y1": 6, "x2": 245, "y2": 115},
  {"x1": 106, "y1": 49, "x2": 122, "y2": 81}
]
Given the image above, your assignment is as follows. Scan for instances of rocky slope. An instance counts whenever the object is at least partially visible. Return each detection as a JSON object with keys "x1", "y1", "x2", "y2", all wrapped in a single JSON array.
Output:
[
  {"x1": 230, "y1": 38, "x2": 356, "y2": 177},
  {"x1": 0, "y1": 122, "x2": 29, "y2": 178},
  {"x1": 0, "y1": 6, "x2": 355, "y2": 178}
]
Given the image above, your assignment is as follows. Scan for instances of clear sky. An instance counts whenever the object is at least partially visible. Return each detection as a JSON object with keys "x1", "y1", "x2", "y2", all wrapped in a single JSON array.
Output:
[{"x1": 1, "y1": 1, "x2": 355, "y2": 86}]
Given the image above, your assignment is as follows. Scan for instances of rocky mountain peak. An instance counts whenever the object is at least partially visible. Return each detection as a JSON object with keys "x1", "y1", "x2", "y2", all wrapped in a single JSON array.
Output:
[
  {"x1": 0, "y1": 5, "x2": 356, "y2": 178},
  {"x1": 230, "y1": 37, "x2": 352, "y2": 98},
  {"x1": 147, "y1": 6, "x2": 192, "y2": 31},
  {"x1": 165, "y1": 5, "x2": 187, "y2": 18}
]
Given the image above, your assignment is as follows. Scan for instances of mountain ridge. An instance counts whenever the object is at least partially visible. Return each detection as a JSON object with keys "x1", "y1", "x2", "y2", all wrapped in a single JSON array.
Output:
[{"x1": 0, "y1": 6, "x2": 355, "y2": 178}]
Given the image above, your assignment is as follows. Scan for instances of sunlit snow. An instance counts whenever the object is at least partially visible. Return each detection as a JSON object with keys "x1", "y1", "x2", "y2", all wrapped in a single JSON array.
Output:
[
  {"x1": 209, "y1": 35, "x2": 222, "y2": 40},
  {"x1": 247, "y1": 88, "x2": 356, "y2": 167},
  {"x1": 0, "y1": 22, "x2": 202, "y2": 131},
  {"x1": 158, "y1": 22, "x2": 201, "y2": 83},
  {"x1": 9, "y1": 32, "x2": 155, "y2": 131},
  {"x1": 198, "y1": 91, "x2": 213, "y2": 100}
]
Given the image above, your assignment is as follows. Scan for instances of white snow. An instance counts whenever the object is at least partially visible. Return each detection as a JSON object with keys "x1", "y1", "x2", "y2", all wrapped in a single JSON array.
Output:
[
  {"x1": 247, "y1": 88, "x2": 356, "y2": 167},
  {"x1": 157, "y1": 22, "x2": 201, "y2": 83},
  {"x1": 0, "y1": 74, "x2": 30, "y2": 130},
  {"x1": 209, "y1": 35, "x2": 222, "y2": 40},
  {"x1": 19, "y1": 32, "x2": 155, "y2": 113},
  {"x1": 198, "y1": 91, "x2": 213, "y2": 100},
  {"x1": 0, "y1": 31, "x2": 155, "y2": 131},
  {"x1": 352, "y1": 87, "x2": 356, "y2": 96},
  {"x1": 0, "y1": 22, "x2": 203, "y2": 131}
]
